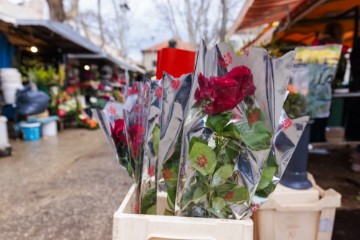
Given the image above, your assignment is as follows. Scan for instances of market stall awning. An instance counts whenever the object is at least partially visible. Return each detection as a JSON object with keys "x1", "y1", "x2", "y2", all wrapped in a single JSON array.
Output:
[
  {"x1": 227, "y1": 0, "x2": 307, "y2": 36},
  {"x1": 276, "y1": 0, "x2": 360, "y2": 47},
  {"x1": 0, "y1": 17, "x2": 102, "y2": 54},
  {"x1": 67, "y1": 53, "x2": 145, "y2": 74}
]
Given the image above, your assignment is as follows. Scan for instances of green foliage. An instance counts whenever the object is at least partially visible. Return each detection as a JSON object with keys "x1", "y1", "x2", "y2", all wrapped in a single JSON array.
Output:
[{"x1": 283, "y1": 92, "x2": 307, "y2": 119}]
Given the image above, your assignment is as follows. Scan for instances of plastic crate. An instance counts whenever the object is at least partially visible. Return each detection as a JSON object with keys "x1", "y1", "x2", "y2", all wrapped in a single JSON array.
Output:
[
  {"x1": 113, "y1": 184, "x2": 253, "y2": 240},
  {"x1": 253, "y1": 174, "x2": 341, "y2": 240}
]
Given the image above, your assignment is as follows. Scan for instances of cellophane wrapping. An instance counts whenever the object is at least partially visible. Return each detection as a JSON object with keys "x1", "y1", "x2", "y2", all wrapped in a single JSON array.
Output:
[
  {"x1": 157, "y1": 73, "x2": 193, "y2": 215},
  {"x1": 175, "y1": 41, "x2": 299, "y2": 219},
  {"x1": 140, "y1": 80, "x2": 163, "y2": 214}
]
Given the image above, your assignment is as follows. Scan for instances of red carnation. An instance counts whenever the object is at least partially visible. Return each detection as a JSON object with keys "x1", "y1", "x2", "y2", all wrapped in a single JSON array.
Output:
[{"x1": 195, "y1": 66, "x2": 256, "y2": 115}]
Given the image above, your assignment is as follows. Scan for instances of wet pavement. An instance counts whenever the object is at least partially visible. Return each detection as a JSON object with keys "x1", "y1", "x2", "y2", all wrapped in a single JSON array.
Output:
[{"x1": 0, "y1": 129, "x2": 132, "y2": 240}]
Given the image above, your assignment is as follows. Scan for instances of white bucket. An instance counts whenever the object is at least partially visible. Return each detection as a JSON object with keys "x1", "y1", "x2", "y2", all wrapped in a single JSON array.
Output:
[
  {"x1": 42, "y1": 120, "x2": 57, "y2": 136},
  {"x1": 2, "y1": 84, "x2": 23, "y2": 104},
  {"x1": 0, "y1": 68, "x2": 22, "y2": 84},
  {"x1": 0, "y1": 116, "x2": 9, "y2": 147}
]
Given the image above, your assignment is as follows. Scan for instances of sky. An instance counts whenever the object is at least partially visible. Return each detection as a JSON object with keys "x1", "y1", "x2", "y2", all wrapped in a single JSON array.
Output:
[
  {"x1": 9, "y1": 0, "x2": 245, "y2": 62},
  {"x1": 72, "y1": 0, "x2": 245, "y2": 62}
]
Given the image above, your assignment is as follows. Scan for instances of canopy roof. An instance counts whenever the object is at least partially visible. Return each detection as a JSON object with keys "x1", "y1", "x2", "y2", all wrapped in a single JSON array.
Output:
[
  {"x1": 276, "y1": 0, "x2": 360, "y2": 47},
  {"x1": 0, "y1": 18, "x2": 102, "y2": 54},
  {"x1": 67, "y1": 53, "x2": 145, "y2": 74},
  {"x1": 227, "y1": 0, "x2": 306, "y2": 36}
]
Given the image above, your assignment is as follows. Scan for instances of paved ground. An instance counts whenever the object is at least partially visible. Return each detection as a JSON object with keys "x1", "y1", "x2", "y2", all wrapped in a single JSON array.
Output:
[
  {"x1": 1, "y1": 129, "x2": 359, "y2": 239},
  {"x1": 0, "y1": 129, "x2": 132, "y2": 240}
]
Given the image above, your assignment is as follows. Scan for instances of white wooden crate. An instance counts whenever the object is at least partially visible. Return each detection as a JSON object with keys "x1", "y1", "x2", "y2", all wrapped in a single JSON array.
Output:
[
  {"x1": 253, "y1": 174, "x2": 341, "y2": 240},
  {"x1": 113, "y1": 184, "x2": 253, "y2": 240}
]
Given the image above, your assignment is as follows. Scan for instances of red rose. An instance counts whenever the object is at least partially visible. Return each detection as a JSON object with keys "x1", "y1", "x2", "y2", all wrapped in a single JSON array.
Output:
[
  {"x1": 195, "y1": 66, "x2": 256, "y2": 114},
  {"x1": 111, "y1": 119, "x2": 127, "y2": 146},
  {"x1": 128, "y1": 124, "x2": 145, "y2": 159}
]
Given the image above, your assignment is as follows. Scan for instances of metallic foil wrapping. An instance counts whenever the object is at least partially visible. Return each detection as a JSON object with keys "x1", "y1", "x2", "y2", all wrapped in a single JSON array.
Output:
[
  {"x1": 156, "y1": 73, "x2": 193, "y2": 215},
  {"x1": 175, "y1": 41, "x2": 297, "y2": 219},
  {"x1": 140, "y1": 80, "x2": 163, "y2": 214}
]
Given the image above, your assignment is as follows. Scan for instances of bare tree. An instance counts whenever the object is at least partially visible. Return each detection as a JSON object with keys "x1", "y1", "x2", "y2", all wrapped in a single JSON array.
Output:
[
  {"x1": 156, "y1": 0, "x2": 239, "y2": 48},
  {"x1": 47, "y1": 0, "x2": 65, "y2": 21},
  {"x1": 46, "y1": 0, "x2": 79, "y2": 22}
]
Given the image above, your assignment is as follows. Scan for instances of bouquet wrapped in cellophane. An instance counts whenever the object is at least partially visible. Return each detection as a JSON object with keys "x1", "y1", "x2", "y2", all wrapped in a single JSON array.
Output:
[
  {"x1": 174, "y1": 41, "x2": 308, "y2": 219},
  {"x1": 95, "y1": 40, "x2": 309, "y2": 220}
]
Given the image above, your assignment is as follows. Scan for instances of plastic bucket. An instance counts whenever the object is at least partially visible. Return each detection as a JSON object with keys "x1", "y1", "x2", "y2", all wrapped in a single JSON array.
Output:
[
  {"x1": 0, "y1": 116, "x2": 9, "y2": 147},
  {"x1": 42, "y1": 119, "x2": 57, "y2": 136},
  {"x1": 2, "y1": 84, "x2": 23, "y2": 104},
  {"x1": 20, "y1": 122, "x2": 41, "y2": 141},
  {"x1": 0, "y1": 68, "x2": 22, "y2": 84}
]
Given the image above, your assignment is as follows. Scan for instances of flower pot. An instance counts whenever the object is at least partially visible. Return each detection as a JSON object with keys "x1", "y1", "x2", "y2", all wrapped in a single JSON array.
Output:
[{"x1": 280, "y1": 123, "x2": 312, "y2": 189}]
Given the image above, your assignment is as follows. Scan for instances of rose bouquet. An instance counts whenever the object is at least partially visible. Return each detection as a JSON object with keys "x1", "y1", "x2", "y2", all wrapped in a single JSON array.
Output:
[
  {"x1": 95, "y1": 40, "x2": 311, "y2": 220},
  {"x1": 174, "y1": 41, "x2": 303, "y2": 219}
]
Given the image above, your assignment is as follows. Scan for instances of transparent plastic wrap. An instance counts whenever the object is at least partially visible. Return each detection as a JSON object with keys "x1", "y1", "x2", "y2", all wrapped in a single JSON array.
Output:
[
  {"x1": 157, "y1": 73, "x2": 193, "y2": 215},
  {"x1": 253, "y1": 110, "x2": 309, "y2": 207},
  {"x1": 92, "y1": 95, "x2": 138, "y2": 176},
  {"x1": 175, "y1": 41, "x2": 295, "y2": 219},
  {"x1": 123, "y1": 81, "x2": 151, "y2": 213},
  {"x1": 140, "y1": 80, "x2": 162, "y2": 214},
  {"x1": 290, "y1": 45, "x2": 342, "y2": 118}
]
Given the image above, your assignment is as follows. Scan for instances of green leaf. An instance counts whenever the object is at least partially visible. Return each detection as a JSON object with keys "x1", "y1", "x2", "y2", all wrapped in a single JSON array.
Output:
[
  {"x1": 206, "y1": 207, "x2": 224, "y2": 218},
  {"x1": 224, "y1": 139, "x2": 241, "y2": 162},
  {"x1": 166, "y1": 187, "x2": 176, "y2": 211},
  {"x1": 192, "y1": 185, "x2": 208, "y2": 203},
  {"x1": 237, "y1": 122, "x2": 272, "y2": 151},
  {"x1": 141, "y1": 188, "x2": 157, "y2": 214},
  {"x1": 266, "y1": 154, "x2": 278, "y2": 168},
  {"x1": 206, "y1": 112, "x2": 232, "y2": 133},
  {"x1": 146, "y1": 204, "x2": 156, "y2": 215},
  {"x1": 152, "y1": 124, "x2": 160, "y2": 156},
  {"x1": 222, "y1": 123, "x2": 242, "y2": 140},
  {"x1": 223, "y1": 187, "x2": 249, "y2": 204},
  {"x1": 189, "y1": 136, "x2": 208, "y2": 152},
  {"x1": 215, "y1": 183, "x2": 237, "y2": 196},
  {"x1": 189, "y1": 142, "x2": 216, "y2": 176},
  {"x1": 256, "y1": 166, "x2": 277, "y2": 190},
  {"x1": 212, "y1": 197, "x2": 226, "y2": 212},
  {"x1": 164, "y1": 208, "x2": 174, "y2": 215},
  {"x1": 255, "y1": 182, "x2": 276, "y2": 198},
  {"x1": 212, "y1": 164, "x2": 234, "y2": 186},
  {"x1": 162, "y1": 165, "x2": 178, "y2": 188}
]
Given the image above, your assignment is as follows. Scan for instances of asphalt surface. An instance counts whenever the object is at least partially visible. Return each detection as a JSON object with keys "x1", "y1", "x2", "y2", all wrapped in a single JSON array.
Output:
[{"x1": 0, "y1": 129, "x2": 132, "y2": 240}]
